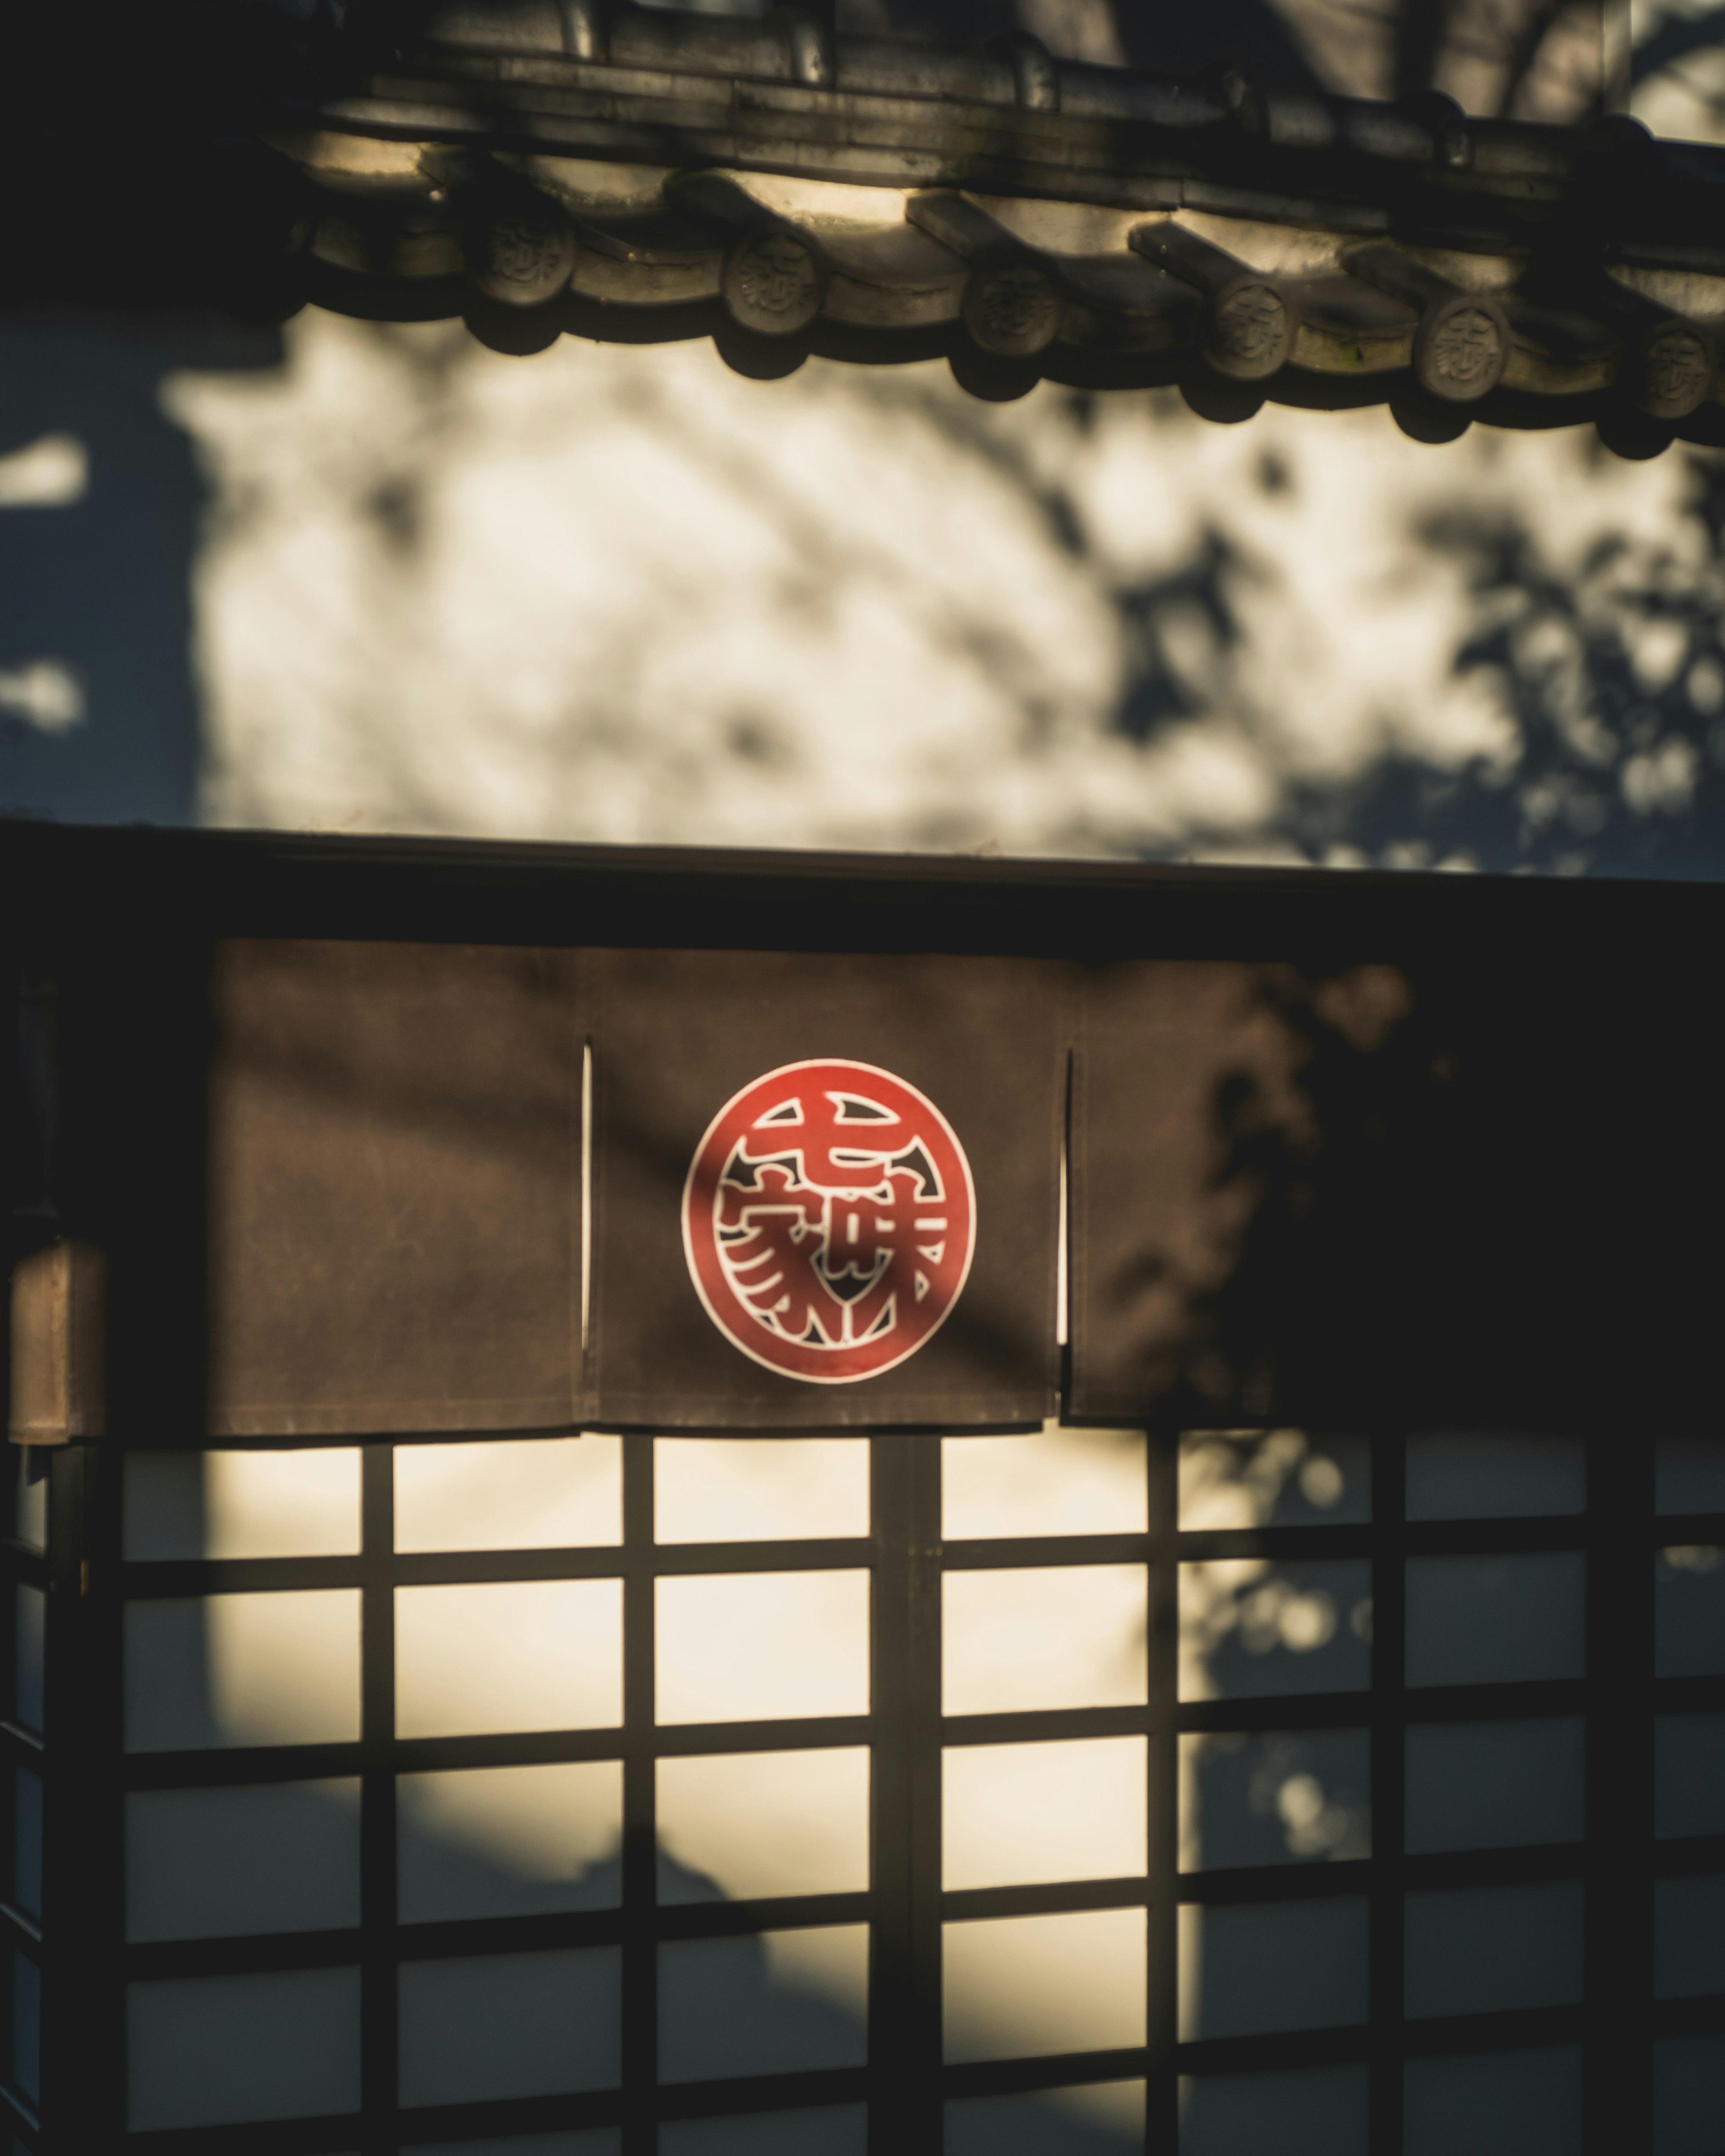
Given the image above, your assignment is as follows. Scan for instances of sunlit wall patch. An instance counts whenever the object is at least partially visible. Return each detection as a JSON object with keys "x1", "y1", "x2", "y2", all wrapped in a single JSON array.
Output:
[{"x1": 682, "y1": 1059, "x2": 977, "y2": 1385}]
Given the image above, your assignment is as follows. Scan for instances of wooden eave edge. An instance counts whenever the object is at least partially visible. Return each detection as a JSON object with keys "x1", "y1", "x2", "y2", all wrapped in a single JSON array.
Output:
[{"x1": 29, "y1": 0, "x2": 1725, "y2": 437}]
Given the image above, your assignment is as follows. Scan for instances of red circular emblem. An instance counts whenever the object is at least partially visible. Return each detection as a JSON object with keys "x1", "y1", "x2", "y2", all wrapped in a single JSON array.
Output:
[{"x1": 682, "y1": 1059, "x2": 978, "y2": 1384}]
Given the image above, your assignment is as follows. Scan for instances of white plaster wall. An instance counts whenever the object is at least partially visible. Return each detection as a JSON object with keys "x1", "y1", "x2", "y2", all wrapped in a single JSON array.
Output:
[
  {"x1": 4, "y1": 303, "x2": 1724, "y2": 873},
  {"x1": 174, "y1": 314, "x2": 1725, "y2": 872},
  {"x1": 1633, "y1": 0, "x2": 1725, "y2": 138}
]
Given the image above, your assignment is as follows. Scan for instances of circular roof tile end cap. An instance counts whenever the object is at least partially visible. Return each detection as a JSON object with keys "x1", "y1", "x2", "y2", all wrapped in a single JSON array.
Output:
[
  {"x1": 722, "y1": 227, "x2": 826, "y2": 336},
  {"x1": 949, "y1": 348, "x2": 1040, "y2": 402},
  {"x1": 1181, "y1": 371, "x2": 1266, "y2": 425},
  {"x1": 1597, "y1": 411, "x2": 1676, "y2": 460},
  {"x1": 467, "y1": 205, "x2": 578, "y2": 308},
  {"x1": 464, "y1": 298, "x2": 567, "y2": 356},
  {"x1": 715, "y1": 322, "x2": 812, "y2": 380},
  {"x1": 1204, "y1": 277, "x2": 1294, "y2": 381},
  {"x1": 1414, "y1": 293, "x2": 1509, "y2": 402},
  {"x1": 1391, "y1": 393, "x2": 1472, "y2": 444},
  {"x1": 962, "y1": 258, "x2": 1061, "y2": 360},
  {"x1": 1628, "y1": 320, "x2": 1717, "y2": 421}
]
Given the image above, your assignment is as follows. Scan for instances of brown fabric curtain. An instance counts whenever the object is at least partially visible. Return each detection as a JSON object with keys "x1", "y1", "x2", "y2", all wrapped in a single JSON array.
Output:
[
  {"x1": 205, "y1": 940, "x2": 583, "y2": 1436},
  {"x1": 1070, "y1": 959, "x2": 1467, "y2": 1429},
  {"x1": 1068, "y1": 948, "x2": 1716, "y2": 1435},
  {"x1": 54, "y1": 888, "x2": 1714, "y2": 1443}
]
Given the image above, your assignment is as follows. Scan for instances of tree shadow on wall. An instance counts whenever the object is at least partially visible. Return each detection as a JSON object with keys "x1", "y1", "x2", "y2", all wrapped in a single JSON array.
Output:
[
  {"x1": 1316, "y1": 464, "x2": 1725, "y2": 877},
  {"x1": 1632, "y1": 0, "x2": 1725, "y2": 135},
  {"x1": 0, "y1": 309, "x2": 282, "y2": 828},
  {"x1": 901, "y1": 366, "x2": 1725, "y2": 876}
]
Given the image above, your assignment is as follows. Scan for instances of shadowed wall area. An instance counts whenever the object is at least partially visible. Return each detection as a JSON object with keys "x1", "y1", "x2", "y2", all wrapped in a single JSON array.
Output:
[
  {"x1": 3, "y1": 2, "x2": 1725, "y2": 874},
  {"x1": 0, "y1": 313, "x2": 279, "y2": 827}
]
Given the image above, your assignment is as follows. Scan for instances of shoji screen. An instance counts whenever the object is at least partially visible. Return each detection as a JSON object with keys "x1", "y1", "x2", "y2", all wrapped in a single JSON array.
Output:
[{"x1": 7, "y1": 1423, "x2": 1718, "y2": 2152}]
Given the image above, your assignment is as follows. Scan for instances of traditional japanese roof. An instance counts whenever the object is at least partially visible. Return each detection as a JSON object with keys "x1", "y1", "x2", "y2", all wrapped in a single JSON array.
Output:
[{"x1": 37, "y1": 2, "x2": 1725, "y2": 442}]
